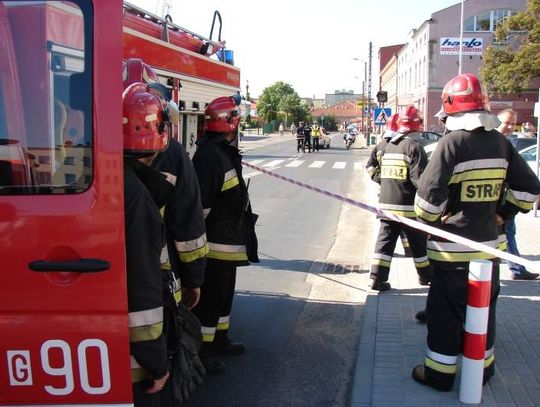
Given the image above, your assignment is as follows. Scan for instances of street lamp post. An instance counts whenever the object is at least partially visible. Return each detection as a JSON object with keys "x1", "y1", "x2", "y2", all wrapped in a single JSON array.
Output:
[{"x1": 353, "y1": 57, "x2": 368, "y2": 136}]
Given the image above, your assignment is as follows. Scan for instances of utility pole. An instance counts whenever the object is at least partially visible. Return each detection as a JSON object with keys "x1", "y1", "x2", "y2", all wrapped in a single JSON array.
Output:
[
  {"x1": 361, "y1": 80, "x2": 365, "y2": 135},
  {"x1": 367, "y1": 42, "x2": 373, "y2": 146}
]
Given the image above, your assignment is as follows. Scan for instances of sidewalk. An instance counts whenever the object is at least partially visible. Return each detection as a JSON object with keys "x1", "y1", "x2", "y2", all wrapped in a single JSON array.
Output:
[
  {"x1": 238, "y1": 130, "x2": 292, "y2": 152},
  {"x1": 350, "y1": 211, "x2": 540, "y2": 406}
]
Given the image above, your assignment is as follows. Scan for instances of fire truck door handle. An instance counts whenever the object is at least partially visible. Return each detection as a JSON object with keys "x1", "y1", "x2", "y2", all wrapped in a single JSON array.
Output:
[{"x1": 29, "y1": 258, "x2": 110, "y2": 273}]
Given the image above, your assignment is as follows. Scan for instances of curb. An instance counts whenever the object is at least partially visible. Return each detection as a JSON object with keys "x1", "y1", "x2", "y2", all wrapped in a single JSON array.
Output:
[{"x1": 350, "y1": 293, "x2": 379, "y2": 407}]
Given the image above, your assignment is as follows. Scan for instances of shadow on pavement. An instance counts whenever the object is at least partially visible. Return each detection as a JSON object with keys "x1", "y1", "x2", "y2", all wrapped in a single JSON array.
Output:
[{"x1": 184, "y1": 290, "x2": 364, "y2": 407}]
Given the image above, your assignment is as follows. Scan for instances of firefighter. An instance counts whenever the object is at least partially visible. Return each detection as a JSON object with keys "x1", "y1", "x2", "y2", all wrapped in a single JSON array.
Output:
[
  {"x1": 366, "y1": 113, "x2": 413, "y2": 258},
  {"x1": 369, "y1": 106, "x2": 432, "y2": 291},
  {"x1": 123, "y1": 58, "x2": 208, "y2": 310},
  {"x1": 122, "y1": 82, "x2": 171, "y2": 405},
  {"x1": 412, "y1": 73, "x2": 540, "y2": 391},
  {"x1": 191, "y1": 94, "x2": 259, "y2": 374}
]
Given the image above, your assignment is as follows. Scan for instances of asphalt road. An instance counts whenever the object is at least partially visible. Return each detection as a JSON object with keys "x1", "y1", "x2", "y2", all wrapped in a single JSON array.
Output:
[{"x1": 186, "y1": 134, "x2": 377, "y2": 407}]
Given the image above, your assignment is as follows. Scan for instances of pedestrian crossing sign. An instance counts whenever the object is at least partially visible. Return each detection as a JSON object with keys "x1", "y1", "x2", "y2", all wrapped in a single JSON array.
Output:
[{"x1": 373, "y1": 108, "x2": 392, "y2": 125}]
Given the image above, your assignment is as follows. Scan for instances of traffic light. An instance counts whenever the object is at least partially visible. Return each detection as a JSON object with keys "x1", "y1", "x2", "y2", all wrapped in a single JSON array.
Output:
[{"x1": 376, "y1": 91, "x2": 388, "y2": 103}]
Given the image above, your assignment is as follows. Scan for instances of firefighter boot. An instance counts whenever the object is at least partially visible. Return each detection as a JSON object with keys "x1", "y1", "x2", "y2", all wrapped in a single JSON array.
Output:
[
  {"x1": 371, "y1": 279, "x2": 391, "y2": 292},
  {"x1": 415, "y1": 309, "x2": 427, "y2": 323},
  {"x1": 412, "y1": 364, "x2": 453, "y2": 392},
  {"x1": 213, "y1": 331, "x2": 245, "y2": 356},
  {"x1": 200, "y1": 343, "x2": 226, "y2": 375}
]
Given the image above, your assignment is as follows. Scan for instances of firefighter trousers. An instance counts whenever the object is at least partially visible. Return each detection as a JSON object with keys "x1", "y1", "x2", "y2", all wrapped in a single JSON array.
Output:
[
  {"x1": 424, "y1": 260, "x2": 500, "y2": 390},
  {"x1": 370, "y1": 219, "x2": 432, "y2": 282},
  {"x1": 192, "y1": 259, "x2": 237, "y2": 344}
]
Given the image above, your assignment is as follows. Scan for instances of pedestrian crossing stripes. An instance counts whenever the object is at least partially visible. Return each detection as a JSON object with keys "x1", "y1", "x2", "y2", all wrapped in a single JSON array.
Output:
[
  {"x1": 308, "y1": 161, "x2": 325, "y2": 168},
  {"x1": 285, "y1": 160, "x2": 304, "y2": 168},
  {"x1": 244, "y1": 159, "x2": 365, "y2": 170},
  {"x1": 263, "y1": 159, "x2": 285, "y2": 167}
]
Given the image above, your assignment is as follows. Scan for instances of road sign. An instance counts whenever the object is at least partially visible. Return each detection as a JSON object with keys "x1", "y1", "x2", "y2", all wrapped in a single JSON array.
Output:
[{"x1": 373, "y1": 108, "x2": 392, "y2": 125}]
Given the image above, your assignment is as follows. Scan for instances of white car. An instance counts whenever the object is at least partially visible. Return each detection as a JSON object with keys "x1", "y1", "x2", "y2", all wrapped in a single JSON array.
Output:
[
  {"x1": 424, "y1": 141, "x2": 439, "y2": 159},
  {"x1": 518, "y1": 144, "x2": 539, "y2": 176}
]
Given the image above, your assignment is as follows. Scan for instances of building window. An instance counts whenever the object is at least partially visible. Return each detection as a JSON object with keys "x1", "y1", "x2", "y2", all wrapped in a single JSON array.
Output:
[{"x1": 464, "y1": 9, "x2": 517, "y2": 32}]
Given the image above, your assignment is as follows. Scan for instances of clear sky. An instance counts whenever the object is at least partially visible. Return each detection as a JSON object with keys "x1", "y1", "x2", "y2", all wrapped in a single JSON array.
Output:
[{"x1": 128, "y1": 0, "x2": 461, "y2": 99}]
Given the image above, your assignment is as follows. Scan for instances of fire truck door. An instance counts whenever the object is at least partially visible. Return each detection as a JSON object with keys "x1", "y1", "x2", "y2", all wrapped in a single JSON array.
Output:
[{"x1": 0, "y1": 0, "x2": 132, "y2": 405}]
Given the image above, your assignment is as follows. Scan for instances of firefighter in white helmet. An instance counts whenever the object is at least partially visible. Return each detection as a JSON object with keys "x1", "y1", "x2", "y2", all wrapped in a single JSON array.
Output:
[{"x1": 412, "y1": 73, "x2": 540, "y2": 391}]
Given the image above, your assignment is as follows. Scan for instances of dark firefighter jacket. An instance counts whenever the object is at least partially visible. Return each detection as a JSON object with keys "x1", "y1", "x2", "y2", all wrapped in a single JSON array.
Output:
[
  {"x1": 378, "y1": 133, "x2": 428, "y2": 217},
  {"x1": 193, "y1": 132, "x2": 258, "y2": 265},
  {"x1": 366, "y1": 138, "x2": 390, "y2": 184},
  {"x1": 153, "y1": 138, "x2": 208, "y2": 289},
  {"x1": 415, "y1": 128, "x2": 540, "y2": 262},
  {"x1": 124, "y1": 159, "x2": 168, "y2": 383}
]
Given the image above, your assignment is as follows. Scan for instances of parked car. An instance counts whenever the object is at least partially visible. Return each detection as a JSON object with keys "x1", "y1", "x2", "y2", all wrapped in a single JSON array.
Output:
[
  {"x1": 510, "y1": 136, "x2": 536, "y2": 152},
  {"x1": 408, "y1": 131, "x2": 442, "y2": 147},
  {"x1": 518, "y1": 144, "x2": 539, "y2": 176},
  {"x1": 319, "y1": 128, "x2": 331, "y2": 149},
  {"x1": 424, "y1": 141, "x2": 439, "y2": 159}
]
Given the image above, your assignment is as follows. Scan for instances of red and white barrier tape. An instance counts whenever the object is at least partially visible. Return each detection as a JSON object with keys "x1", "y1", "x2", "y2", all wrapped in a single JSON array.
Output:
[{"x1": 243, "y1": 161, "x2": 540, "y2": 273}]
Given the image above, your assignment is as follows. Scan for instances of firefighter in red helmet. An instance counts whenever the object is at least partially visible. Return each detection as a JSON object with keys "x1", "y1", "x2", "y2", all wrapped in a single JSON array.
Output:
[
  {"x1": 368, "y1": 105, "x2": 432, "y2": 291},
  {"x1": 366, "y1": 113, "x2": 413, "y2": 257},
  {"x1": 123, "y1": 57, "x2": 208, "y2": 313},
  {"x1": 412, "y1": 73, "x2": 540, "y2": 391},
  {"x1": 122, "y1": 82, "x2": 172, "y2": 406},
  {"x1": 123, "y1": 58, "x2": 209, "y2": 402},
  {"x1": 366, "y1": 113, "x2": 399, "y2": 183},
  {"x1": 191, "y1": 94, "x2": 259, "y2": 374}
]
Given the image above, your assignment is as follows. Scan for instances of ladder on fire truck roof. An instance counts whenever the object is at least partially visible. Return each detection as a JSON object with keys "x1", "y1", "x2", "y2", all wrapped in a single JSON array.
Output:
[{"x1": 123, "y1": 1, "x2": 223, "y2": 49}]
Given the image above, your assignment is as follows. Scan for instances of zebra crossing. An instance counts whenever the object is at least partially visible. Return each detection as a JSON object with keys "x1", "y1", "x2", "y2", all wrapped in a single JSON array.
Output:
[{"x1": 244, "y1": 158, "x2": 366, "y2": 171}]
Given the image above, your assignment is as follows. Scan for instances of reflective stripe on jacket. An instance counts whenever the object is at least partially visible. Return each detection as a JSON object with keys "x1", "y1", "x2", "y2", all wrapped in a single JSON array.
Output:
[
  {"x1": 154, "y1": 138, "x2": 208, "y2": 288},
  {"x1": 378, "y1": 134, "x2": 427, "y2": 218},
  {"x1": 415, "y1": 127, "x2": 540, "y2": 262},
  {"x1": 124, "y1": 161, "x2": 168, "y2": 383},
  {"x1": 193, "y1": 133, "x2": 251, "y2": 266}
]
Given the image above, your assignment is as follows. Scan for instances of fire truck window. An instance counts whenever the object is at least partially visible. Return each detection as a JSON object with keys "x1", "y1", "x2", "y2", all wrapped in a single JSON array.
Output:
[{"x1": 0, "y1": 0, "x2": 92, "y2": 195}]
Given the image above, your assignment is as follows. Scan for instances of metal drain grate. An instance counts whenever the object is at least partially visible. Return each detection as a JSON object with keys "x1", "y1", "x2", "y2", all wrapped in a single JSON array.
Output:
[{"x1": 323, "y1": 262, "x2": 363, "y2": 274}]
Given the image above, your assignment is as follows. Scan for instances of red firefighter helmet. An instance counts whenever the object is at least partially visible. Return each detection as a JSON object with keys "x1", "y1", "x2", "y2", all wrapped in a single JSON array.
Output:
[
  {"x1": 123, "y1": 82, "x2": 169, "y2": 154},
  {"x1": 387, "y1": 113, "x2": 400, "y2": 132},
  {"x1": 441, "y1": 73, "x2": 489, "y2": 115},
  {"x1": 122, "y1": 58, "x2": 160, "y2": 90},
  {"x1": 397, "y1": 106, "x2": 423, "y2": 133},
  {"x1": 204, "y1": 94, "x2": 241, "y2": 133}
]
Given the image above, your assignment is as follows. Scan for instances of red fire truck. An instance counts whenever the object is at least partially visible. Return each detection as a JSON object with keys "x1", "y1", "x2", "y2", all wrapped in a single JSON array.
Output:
[{"x1": 0, "y1": 0, "x2": 240, "y2": 405}]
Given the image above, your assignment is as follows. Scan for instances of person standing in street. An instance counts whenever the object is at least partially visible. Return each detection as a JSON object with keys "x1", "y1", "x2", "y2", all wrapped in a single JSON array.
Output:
[
  {"x1": 369, "y1": 106, "x2": 432, "y2": 291},
  {"x1": 303, "y1": 122, "x2": 312, "y2": 153},
  {"x1": 122, "y1": 82, "x2": 171, "y2": 406},
  {"x1": 497, "y1": 108, "x2": 539, "y2": 280},
  {"x1": 192, "y1": 94, "x2": 259, "y2": 375},
  {"x1": 296, "y1": 121, "x2": 305, "y2": 153},
  {"x1": 412, "y1": 73, "x2": 540, "y2": 391},
  {"x1": 366, "y1": 114, "x2": 414, "y2": 258},
  {"x1": 312, "y1": 121, "x2": 321, "y2": 152}
]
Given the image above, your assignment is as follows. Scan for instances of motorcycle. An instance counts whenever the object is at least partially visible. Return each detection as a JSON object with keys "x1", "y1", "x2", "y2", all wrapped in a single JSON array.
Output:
[{"x1": 343, "y1": 130, "x2": 357, "y2": 150}]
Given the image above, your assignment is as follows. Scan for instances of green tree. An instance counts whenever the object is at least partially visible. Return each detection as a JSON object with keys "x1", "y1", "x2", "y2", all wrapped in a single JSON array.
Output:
[
  {"x1": 257, "y1": 81, "x2": 309, "y2": 125},
  {"x1": 481, "y1": 0, "x2": 540, "y2": 93}
]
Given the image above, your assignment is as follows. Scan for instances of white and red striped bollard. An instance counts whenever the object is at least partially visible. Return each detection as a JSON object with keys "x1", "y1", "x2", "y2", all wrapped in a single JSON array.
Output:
[{"x1": 459, "y1": 260, "x2": 492, "y2": 404}]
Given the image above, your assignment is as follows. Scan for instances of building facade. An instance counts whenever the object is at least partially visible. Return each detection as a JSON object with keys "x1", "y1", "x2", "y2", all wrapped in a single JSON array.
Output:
[
  {"x1": 380, "y1": 0, "x2": 535, "y2": 131},
  {"x1": 379, "y1": 44, "x2": 404, "y2": 117}
]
